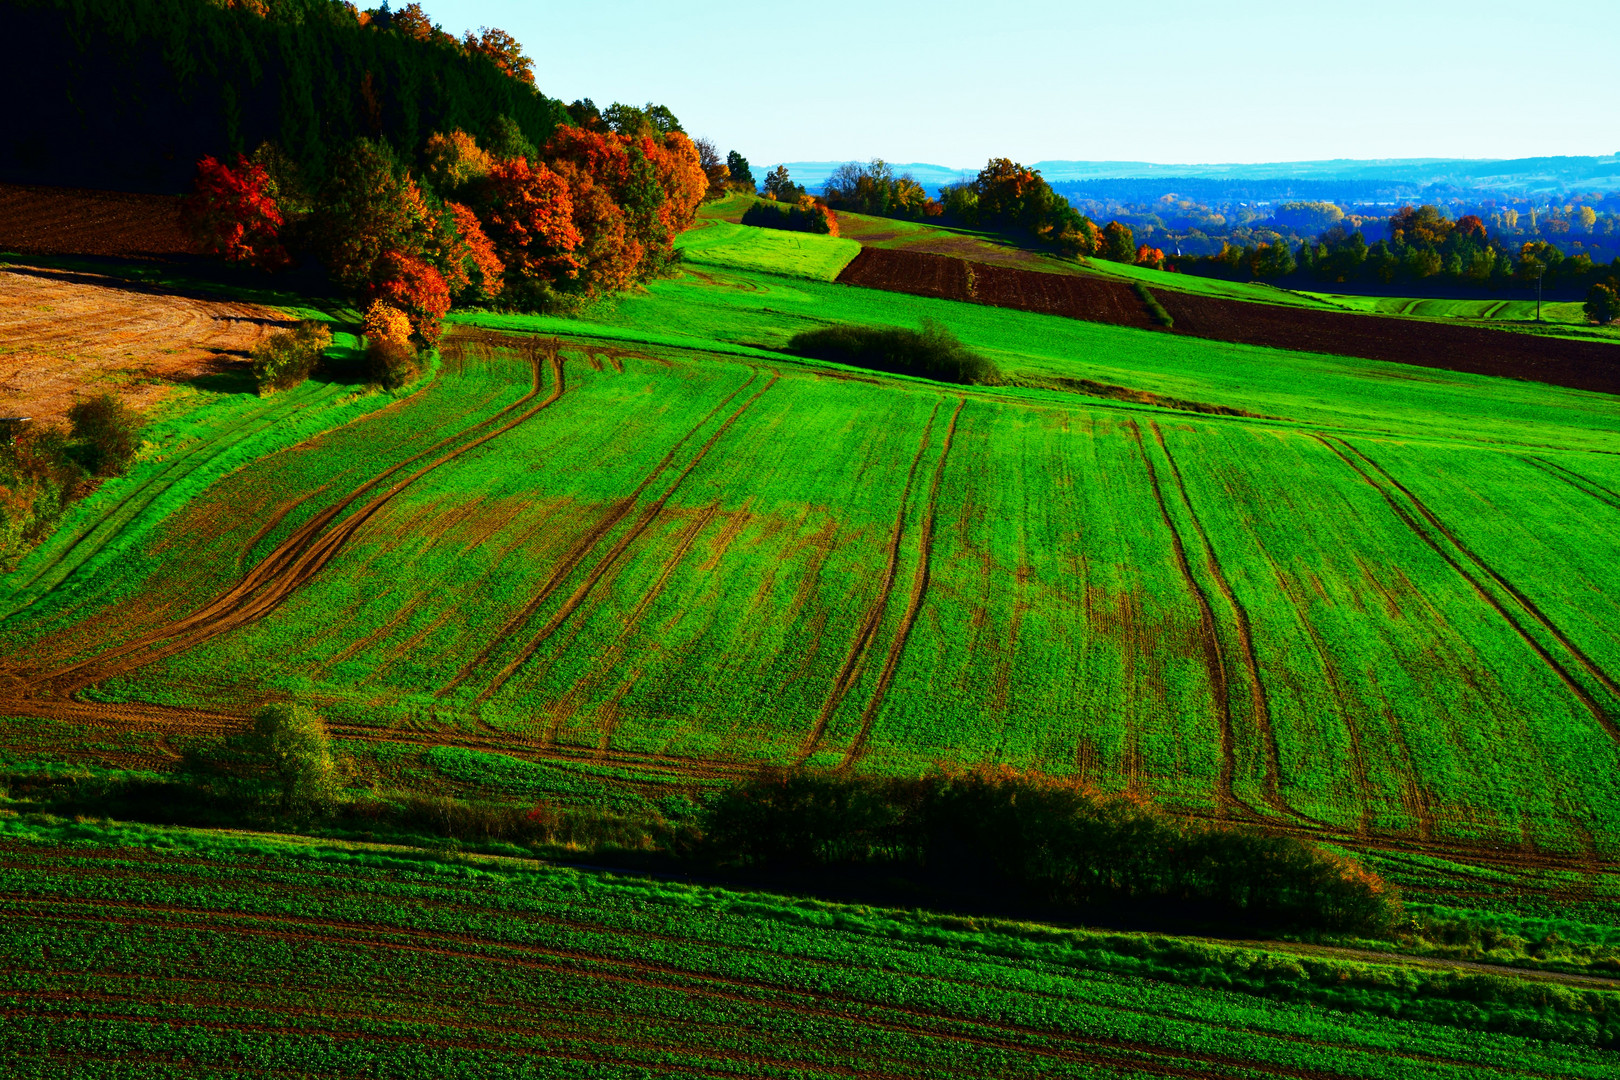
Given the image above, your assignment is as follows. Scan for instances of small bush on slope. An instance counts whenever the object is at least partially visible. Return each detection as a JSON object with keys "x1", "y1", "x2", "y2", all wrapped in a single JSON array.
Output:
[{"x1": 789, "y1": 319, "x2": 1002, "y2": 385}]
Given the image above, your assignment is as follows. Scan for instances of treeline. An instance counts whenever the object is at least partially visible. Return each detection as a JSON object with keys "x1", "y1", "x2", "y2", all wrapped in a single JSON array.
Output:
[
  {"x1": 819, "y1": 158, "x2": 1164, "y2": 269},
  {"x1": 2, "y1": 0, "x2": 564, "y2": 193},
  {"x1": 1174, "y1": 204, "x2": 1620, "y2": 314}
]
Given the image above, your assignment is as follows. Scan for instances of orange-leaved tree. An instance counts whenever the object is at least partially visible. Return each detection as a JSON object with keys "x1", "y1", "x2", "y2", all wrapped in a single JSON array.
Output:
[
  {"x1": 183, "y1": 155, "x2": 289, "y2": 270},
  {"x1": 423, "y1": 130, "x2": 493, "y2": 194},
  {"x1": 471, "y1": 156, "x2": 582, "y2": 284},
  {"x1": 442, "y1": 202, "x2": 504, "y2": 303},
  {"x1": 463, "y1": 26, "x2": 534, "y2": 85},
  {"x1": 542, "y1": 126, "x2": 641, "y2": 298},
  {"x1": 370, "y1": 251, "x2": 450, "y2": 345},
  {"x1": 1134, "y1": 245, "x2": 1167, "y2": 271}
]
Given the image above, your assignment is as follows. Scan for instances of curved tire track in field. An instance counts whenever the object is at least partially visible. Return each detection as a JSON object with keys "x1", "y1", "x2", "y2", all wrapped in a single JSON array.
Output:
[
  {"x1": 1127, "y1": 421, "x2": 1247, "y2": 819},
  {"x1": 17, "y1": 339, "x2": 564, "y2": 695},
  {"x1": 489, "y1": 373, "x2": 780, "y2": 715},
  {"x1": 436, "y1": 367, "x2": 763, "y2": 702},
  {"x1": 1313, "y1": 435, "x2": 1620, "y2": 745},
  {"x1": 1522, "y1": 455, "x2": 1620, "y2": 514},
  {"x1": 1346, "y1": 441, "x2": 1620, "y2": 705},
  {"x1": 796, "y1": 402, "x2": 941, "y2": 765},
  {"x1": 1150, "y1": 423, "x2": 1313, "y2": 826},
  {"x1": 839, "y1": 397, "x2": 965, "y2": 770}
]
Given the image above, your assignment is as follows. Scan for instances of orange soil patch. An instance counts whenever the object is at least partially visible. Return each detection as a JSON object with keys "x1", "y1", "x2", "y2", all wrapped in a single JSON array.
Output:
[{"x1": 0, "y1": 265, "x2": 285, "y2": 425}]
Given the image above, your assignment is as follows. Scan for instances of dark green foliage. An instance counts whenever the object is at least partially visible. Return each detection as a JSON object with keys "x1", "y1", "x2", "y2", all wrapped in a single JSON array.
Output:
[
  {"x1": 699, "y1": 770, "x2": 1399, "y2": 935},
  {"x1": 1133, "y1": 282, "x2": 1174, "y2": 328},
  {"x1": 1587, "y1": 282, "x2": 1620, "y2": 325},
  {"x1": 788, "y1": 320, "x2": 1002, "y2": 385},
  {"x1": 740, "y1": 199, "x2": 833, "y2": 235},
  {"x1": 482, "y1": 113, "x2": 536, "y2": 162},
  {"x1": 2, "y1": 0, "x2": 566, "y2": 193},
  {"x1": 247, "y1": 703, "x2": 339, "y2": 814},
  {"x1": 0, "y1": 424, "x2": 85, "y2": 567},
  {"x1": 726, "y1": 151, "x2": 755, "y2": 191},
  {"x1": 66, "y1": 393, "x2": 141, "y2": 477},
  {"x1": 250, "y1": 320, "x2": 333, "y2": 393}
]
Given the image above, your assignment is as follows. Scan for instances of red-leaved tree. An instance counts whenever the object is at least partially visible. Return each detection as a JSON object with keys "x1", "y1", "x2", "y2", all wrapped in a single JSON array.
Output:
[
  {"x1": 442, "y1": 202, "x2": 505, "y2": 303},
  {"x1": 370, "y1": 251, "x2": 450, "y2": 345},
  {"x1": 183, "y1": 155, "x2": 288, "y2": 270}
]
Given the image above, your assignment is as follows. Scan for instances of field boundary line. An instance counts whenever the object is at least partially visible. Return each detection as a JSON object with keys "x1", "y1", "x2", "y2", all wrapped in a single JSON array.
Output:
[
  {"x1": 840, "y1": 396, "x2": 966, "y2": 770},
  {"x1": 1312, "y1": 434, "x2": 1620, "y2": 745},
  {"x1": 1150, "y1": 422, "x2": 1314, "y2": 827},
  {"x1": 436, "y1": 366, "x2": 762, "y2": 701},
  {"x1": 796, "y1": 402, "x2": 941, "y2": 765}
]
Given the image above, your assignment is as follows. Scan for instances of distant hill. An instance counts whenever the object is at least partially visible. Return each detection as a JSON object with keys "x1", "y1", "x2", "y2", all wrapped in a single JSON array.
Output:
[{"x1": 766, "y1": 156, "x2": 1620, "y2": 197}]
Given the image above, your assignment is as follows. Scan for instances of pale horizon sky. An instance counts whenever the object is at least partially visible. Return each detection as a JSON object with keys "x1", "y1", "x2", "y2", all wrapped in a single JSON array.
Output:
[{"x1": 431, "y1": 0, "x2": 1620, "y2": 169}]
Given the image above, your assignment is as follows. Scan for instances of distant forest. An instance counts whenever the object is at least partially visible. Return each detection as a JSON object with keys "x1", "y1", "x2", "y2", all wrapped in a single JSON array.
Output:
[{"x1": 1, "y1": 0, "x2": 566, "y2": 193}]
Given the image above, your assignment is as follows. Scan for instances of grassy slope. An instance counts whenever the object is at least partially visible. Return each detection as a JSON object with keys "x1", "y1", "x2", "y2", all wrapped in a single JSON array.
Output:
[
  {"x1": 2, "y1": 818, "x2": 1616, "y2": 1079},
  {"x1": 676, "y1": 219, "x2": 860, "y2": 281},
  {"x1": 1, "y1": 238, "x2": 1617, "y2": 865}
]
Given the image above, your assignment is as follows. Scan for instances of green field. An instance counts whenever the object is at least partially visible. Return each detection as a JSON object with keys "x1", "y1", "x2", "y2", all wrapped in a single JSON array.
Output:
[
  {"x1": 4, "y1": 817, "x2": 1618, "y2": 1079},
  {"x1": 5, "y1": 221, "x2": 1620, "y2": 1072},
  {"x1": 676, "y1": 218, "x2": 861, "y2": 281}
]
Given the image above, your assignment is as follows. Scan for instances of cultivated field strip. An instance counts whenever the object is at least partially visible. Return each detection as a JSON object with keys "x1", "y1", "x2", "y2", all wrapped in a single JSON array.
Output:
[
  {"x1": 1, "y1": 835, "x2": 1613, "y2": 1080},
  {"x1": 5, "y1": 316, "x2": 1620, "y2": 856}
]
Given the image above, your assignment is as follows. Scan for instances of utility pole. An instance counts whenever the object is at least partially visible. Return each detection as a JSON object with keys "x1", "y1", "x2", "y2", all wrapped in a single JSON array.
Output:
[{"x1": 1537, "y1": 265, "x2": 1545, "y2": 322}]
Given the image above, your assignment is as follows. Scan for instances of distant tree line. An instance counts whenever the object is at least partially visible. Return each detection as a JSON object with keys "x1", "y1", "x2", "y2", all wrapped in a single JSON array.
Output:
[{"x1": 1172, "y1": 203, "x2": 1620, "y2": 318}]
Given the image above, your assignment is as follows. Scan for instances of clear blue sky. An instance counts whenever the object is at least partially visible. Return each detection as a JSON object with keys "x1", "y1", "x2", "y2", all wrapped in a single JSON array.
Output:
[{"x1": 431, "y1": 0, "x2": 1620, "y2": 168}]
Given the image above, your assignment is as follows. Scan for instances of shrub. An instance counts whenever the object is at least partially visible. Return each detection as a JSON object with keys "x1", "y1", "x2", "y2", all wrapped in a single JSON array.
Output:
[
  {"x1": 66, "y1": 393, "x2": 141, "y2": 477},
  {"x1": 363, "y1": 301, "x2": 420, "y2": 389},
  {"x1": 741, "y1": 198, "x2": 837, "y2": 236},
  {"x1": 249, "y1": 321, "x2": 332, "y2": 394},
  {"x1": 788, "y1": 320, "x2": 1001, "y2": 385},
  {"x1": 1586, "y1": 282, "x2": 1619, "y2": 325},
  {"x1": 698, "y1": 768, "x2": 1400, "y2": 936},
  {"x1": 247, "y1": 703, "x2": 339, "y2": 816},
  {"x1": 1132, "y1": 282, "x2": 1174, "y2": 328}
]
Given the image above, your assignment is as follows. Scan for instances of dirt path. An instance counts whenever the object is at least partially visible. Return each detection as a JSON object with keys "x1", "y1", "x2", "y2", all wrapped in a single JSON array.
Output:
[{"x1": 0, "y1": 264, "x2": 285, "y2": 425}]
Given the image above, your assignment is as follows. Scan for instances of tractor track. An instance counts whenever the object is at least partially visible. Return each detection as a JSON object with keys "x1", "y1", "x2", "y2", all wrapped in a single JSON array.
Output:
[
  {"x1": 438, "y1": 368, "x2": 764, "y2": 702},
  {"x1": 796, "y1": 402, "x2": 941, "y2": 765},
  {"x1": 839, "y1": 397, "x2": 965, "y2": 770}
]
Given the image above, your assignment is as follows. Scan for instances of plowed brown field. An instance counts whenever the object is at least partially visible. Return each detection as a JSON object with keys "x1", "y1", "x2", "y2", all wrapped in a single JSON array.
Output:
[
  {"x1": 837, "y1": 247, "x2": 1620, "y2": 395},
  {"x1": 0, "y1": 265, "x2": 283, "y2": 424},
  {"x1": 0, "y1": 183, "x2": 196, "y2": 260}
]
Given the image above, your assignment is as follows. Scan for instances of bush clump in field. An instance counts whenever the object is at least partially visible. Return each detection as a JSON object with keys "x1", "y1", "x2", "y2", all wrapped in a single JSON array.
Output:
[
  {"x1": 1132, "y1": 282, "x2": 1175, "y2": 328},
  {"x1": 66, "y1": 393, "x2": 142, "y2": 477},
  {"x1": 363, "y1": 301, "x2": 421, "y2": 390},
  {"x1": 698, "y1": 768, "x2": 1399, "y2": 936},
  {"x1": 249, "y1": 320, "x2": 333, "y2": 394},
  {"x1": 789, "y1": 319, "x2": 1002, "y2": 385},
  {"x1": 1586, "y1": 282, "x2": 1619, "y2": 325},
  {"x1": 742, "y1": 197, "x2": 839, "y2": 236}
]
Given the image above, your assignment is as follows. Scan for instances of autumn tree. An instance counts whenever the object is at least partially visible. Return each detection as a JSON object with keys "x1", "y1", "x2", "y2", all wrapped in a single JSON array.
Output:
[
  {"x1": 761, "y1": 165, "x2": 802, "y2": 203},
  {"x1": 471, "y1": 156, "x2": 582, "y2": 284},
  {"x1": 183, "y1": 155, "x2": 289, "y2": 270},
  {"x1": 371, "y1": 251, "x2": 450, "y2": 345},
  {"x1": 1101, "y1": 221, "x2": 1136, "y2": 263},
  {"x1": 442, "y1": 202, "x2": 504, "y2": 302},
  {"x1": 463, "y1": 26, "x2": 534, "y2": 85},
  {"x1": 422, "y1": 130, "x2": 493, "y2": 193},
  {"x1": 1134, "y1": 245, "x2": 1167, "y2": 271},
  {"x1": 693, "y1": 137, "x2": 729, "y2": 201},
  {"x1": 247, "y1": 703, "x2": 339, "y2": 816}
]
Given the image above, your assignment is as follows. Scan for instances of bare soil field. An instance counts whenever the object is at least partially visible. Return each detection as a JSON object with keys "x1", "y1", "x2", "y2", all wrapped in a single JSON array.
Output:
[
  {"x1": 0, "y1": 182, "x2": 196, "y2": 260},
  {"x1": 0, "y1": 265, "x2": 285, "y2": 424},
  {"x1": 839, "y1": 248, "x2": 1152, "y2": 328},
  {"x1": 838, "y1": 247, "x2": 1620, "y2": 395}
]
